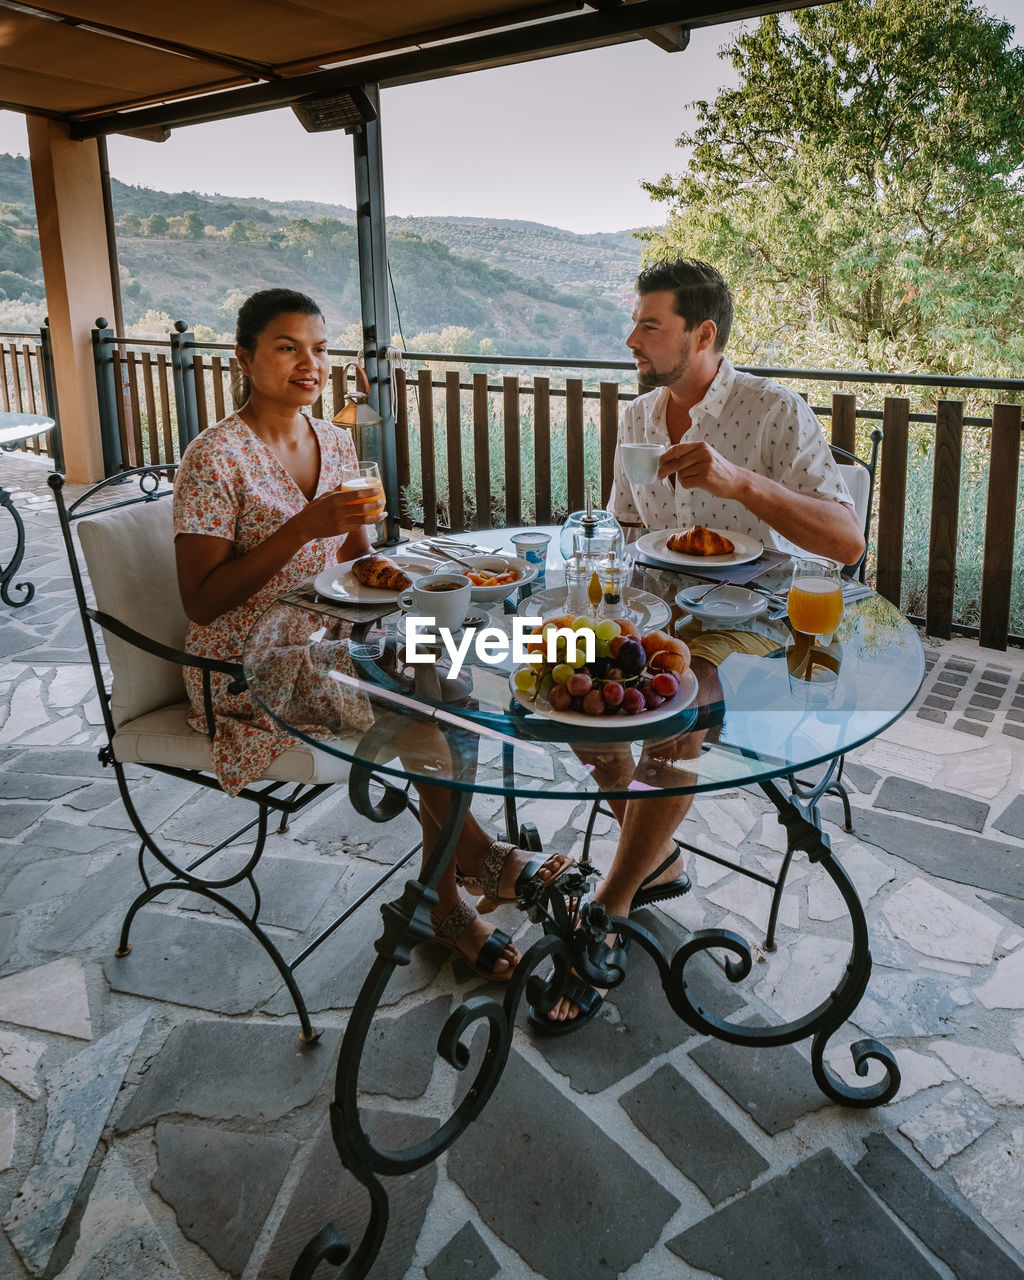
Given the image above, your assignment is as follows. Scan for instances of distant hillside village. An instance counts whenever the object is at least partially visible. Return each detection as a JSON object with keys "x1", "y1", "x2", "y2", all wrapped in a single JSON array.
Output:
[{"x1": 0, "y1": 152, "x2": 646, "y2": 358}]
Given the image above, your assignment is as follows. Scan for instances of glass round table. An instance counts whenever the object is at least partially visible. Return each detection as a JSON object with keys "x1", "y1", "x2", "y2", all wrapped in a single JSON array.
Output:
[{"x1": 244, "y1": 551, "x2": 924, "y2": 1280}]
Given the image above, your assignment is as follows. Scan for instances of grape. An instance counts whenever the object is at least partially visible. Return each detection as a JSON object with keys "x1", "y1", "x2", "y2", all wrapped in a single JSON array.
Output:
[
  {"x1": 514, "y1": 668, "x2": 538, "y2": 693},
  {"x1": 605, "y1": 665, "x2": 624, "y2": 682},
  {"x1": 618, "y1": 639, "x2": 646, "y2": 675},
  {"x1": 595, "y1": 619, "x2": 621, "y2": 642},
  {"x1": 594, "y1": 639, "x2": 611, "y2": 659},
  {"x1": 571, "y1": 615, "x2": 598, "y2": 631},
  {"x1": 602, "y1": 680, "x2": 624, "y2": 707},
  {"x1": 652, "y1": 672, "x2": 678, "y2": 697},
  {"x1": 548, "y1": 684, "x2": 573, "y2": 711},
  {"x1": 552, "y1": 663, "x2": 574, "y2": 684},
  {"x1": 581, "y1": 688, "x2": 607, "y2": 716},
  {"x1": 567, "y1": 671, "x2": 593, "y2": 696},
  {"x1": 643, "y1": 687, "x2": 665, "y2": 710},
  {"x1": 621, "y1": 687, "x2": 646, "y2": 714}
]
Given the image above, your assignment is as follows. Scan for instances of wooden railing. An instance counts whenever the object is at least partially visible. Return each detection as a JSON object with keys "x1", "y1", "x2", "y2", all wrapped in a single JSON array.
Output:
[
  {"x1": 0, "y1": 330, "x2": 56, "y2": 457},
  {"x1": 27, "y1": 321, "x2": 1024, "y2": 649}
]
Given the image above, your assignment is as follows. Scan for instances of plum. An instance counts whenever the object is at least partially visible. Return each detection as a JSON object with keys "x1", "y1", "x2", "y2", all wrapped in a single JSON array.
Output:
[{"x1": 548, "y1": 684, "x2": 573, "y2": 712}]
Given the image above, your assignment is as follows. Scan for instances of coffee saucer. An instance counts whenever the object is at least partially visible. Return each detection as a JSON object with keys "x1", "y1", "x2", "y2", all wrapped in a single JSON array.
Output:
[{"x1": 396, "y1": 609, "x2": 490, "y2": 643}]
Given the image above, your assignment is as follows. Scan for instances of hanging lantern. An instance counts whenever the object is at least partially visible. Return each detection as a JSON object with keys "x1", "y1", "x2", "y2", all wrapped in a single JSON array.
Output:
[{"x1": 332, "y1": 362, "x2": 384, "y2": 457}]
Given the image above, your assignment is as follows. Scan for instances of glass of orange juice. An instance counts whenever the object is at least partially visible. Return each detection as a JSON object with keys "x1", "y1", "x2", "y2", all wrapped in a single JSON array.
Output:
[
  {"x1": 341, "y1": 461, "x2": 385, "y2": 528},
  {"x1": 787, "y1": 558, "x2": 844, "y2": 640}
]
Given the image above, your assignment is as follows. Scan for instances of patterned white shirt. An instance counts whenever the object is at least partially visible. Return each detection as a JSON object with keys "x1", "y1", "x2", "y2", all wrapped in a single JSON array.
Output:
[{"x1": 609, "y1": 357, "x2": 854, "y2": 556}]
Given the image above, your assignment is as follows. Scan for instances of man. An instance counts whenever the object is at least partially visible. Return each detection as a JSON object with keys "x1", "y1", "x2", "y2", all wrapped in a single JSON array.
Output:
[
  {"x1": 611, "y1": 257, "x2": 863, "y2": 562},
  {"x1": 535, "y1": 258, "x2": 863, "y2": 1031}
]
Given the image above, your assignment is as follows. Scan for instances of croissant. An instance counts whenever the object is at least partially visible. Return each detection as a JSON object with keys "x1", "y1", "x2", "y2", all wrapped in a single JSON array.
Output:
[
  {"x1": 667, "y1": 525, "x2": 735, "y2": 556},
  {"x1": 350, "y1": 554, "x2": 412, "y2": 590}
]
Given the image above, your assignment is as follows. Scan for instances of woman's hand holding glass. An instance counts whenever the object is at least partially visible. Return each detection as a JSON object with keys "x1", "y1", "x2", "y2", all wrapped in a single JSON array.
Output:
[{"x1": 297, "y1": 461, "x2": 385, "y2": 541}]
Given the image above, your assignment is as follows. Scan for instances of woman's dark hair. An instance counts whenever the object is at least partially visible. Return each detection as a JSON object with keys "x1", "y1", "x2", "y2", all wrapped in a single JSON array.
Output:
[
  {"x1": 635, "y1": 258, "x2": 733, "y2": 352},
  {"x1": 232, "y1": 288, "x2": 325, "y2": 407}
]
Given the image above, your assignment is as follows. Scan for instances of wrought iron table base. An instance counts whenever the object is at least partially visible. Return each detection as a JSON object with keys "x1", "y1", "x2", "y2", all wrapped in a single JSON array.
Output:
[
  {"x1": 1, "y1": 483, "x2": 34, "y2": 607},
  {"x1": 290, "y1": 745, "x2": 900, "y2": 1279}
]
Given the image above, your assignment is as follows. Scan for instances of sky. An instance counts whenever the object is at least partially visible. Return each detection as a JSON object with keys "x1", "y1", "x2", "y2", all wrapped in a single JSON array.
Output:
[{"x1": 2, "y1": 2, "x2": 1023, "y2": 235}]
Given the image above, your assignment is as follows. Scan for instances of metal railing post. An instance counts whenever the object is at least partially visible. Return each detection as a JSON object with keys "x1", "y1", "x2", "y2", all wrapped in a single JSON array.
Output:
[
  {"x1": 169, "y1": 320, "x2": 200, "y2": 452},
  {"x1": 39, "y1": 318, "x2": 64, "y2": 472},
  {"x1": 91, "y1": 317, "x2": 122, "y2": 476}
]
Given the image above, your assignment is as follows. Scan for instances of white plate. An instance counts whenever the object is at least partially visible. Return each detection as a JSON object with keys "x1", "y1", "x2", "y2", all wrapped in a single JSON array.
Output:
[
  {"x1": 674, "y1": 584, "x2": 768, "y2": 624},
  {"x1": 313, "y1": 554, "x2": 438, "y2": 604},
  {"x1": 397, "y1": 609, "x2": 490, "y2": 641},
  {"x1": 514, "y1": 586, "x2": 672, "y2": 634},
  {"x1": 509, "y1": 668, "x2": 699, "y2": 730},
  {"x1": 636, "y1": 528, "x2": 764, "y2": 569}
]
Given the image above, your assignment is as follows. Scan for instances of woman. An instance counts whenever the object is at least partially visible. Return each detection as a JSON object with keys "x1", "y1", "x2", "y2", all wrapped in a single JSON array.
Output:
[{"x1": 173, "y1": 288, "x2": 569, "y2": 980}]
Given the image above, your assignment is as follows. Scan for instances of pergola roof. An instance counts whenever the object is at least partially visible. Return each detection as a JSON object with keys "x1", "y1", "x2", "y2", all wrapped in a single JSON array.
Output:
[{"x1": 1, "y1": 0, "x2": 828, "y2": 137}]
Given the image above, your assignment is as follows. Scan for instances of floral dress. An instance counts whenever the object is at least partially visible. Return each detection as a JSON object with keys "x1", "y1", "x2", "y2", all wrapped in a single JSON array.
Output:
[{"x1": 172, "y1": 411, "x2": 373, "y2": 795}]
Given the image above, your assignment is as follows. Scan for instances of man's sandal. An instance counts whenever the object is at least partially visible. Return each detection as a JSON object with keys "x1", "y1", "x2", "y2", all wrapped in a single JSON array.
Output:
[
  {"x1": 459, "y1": 840, "x2": 574, "y2": 915},
  {"x1": 431, "y1": 900, "x2": 519, "y2": 982},
  {"x1": 630, "y1": 844, "x2": 692, "y2": 912}
]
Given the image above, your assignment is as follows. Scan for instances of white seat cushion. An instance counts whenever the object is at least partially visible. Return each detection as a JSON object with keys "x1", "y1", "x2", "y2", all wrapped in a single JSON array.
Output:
[
  {"x1": 112, "y1": 702, "x2": 354, "y2": 785},
  {"x1": 837, "y1": 463, "x2": 870, "y2": 531},
  {"x1": 78, "y1": 499, "x2": 190, "y2": 728}
]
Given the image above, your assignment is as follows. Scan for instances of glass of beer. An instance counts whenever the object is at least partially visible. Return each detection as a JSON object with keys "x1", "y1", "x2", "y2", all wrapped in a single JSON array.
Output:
[
  {"x1": 341, "y1": 461, "x2": 385, "y2": 529},
  {"x1": 787, "y1": 558, "x2": 844, "y2": 640}
]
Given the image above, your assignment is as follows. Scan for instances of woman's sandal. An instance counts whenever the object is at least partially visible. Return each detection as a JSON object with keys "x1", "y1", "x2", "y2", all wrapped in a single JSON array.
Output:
[
  {"x1": 458, "y1": 840, "x2": 574, "y2": 915},
  {"x1": 630, "y1": 844, "x2": 692, "y2": 912},
  {"x1": 431, "y1": 899, "x2": 519, "y2": 982},
  {"x1": 526, "y1": 974, "x2": 605, "y2": 1036}
]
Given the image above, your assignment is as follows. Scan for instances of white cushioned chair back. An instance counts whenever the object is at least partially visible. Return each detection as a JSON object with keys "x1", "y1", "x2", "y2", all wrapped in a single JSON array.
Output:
[
  {"x1": 77, "y1": 498, "x2": 189, "y2": 728},
  {"x1": 837, "y1": 463, "x2": 870, "y2": 533}
]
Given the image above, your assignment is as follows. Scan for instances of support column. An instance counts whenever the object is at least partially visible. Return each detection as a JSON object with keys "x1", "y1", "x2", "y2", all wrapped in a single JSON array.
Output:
[
  {"x1": 27, "y1": 117, "x2": 118, "y2": 483},
  {"x1": 352, "y1": 86, "x2": 400, "y2": 545}
]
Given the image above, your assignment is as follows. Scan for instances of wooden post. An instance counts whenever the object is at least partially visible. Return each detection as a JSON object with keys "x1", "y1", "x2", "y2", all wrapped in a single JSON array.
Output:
[
  {"x1": 600, "y1": 382, "x2": 620, "y2": 508},
  {"x1": 503, "y1": 376, "x2": 521, "y2": 527},
  {"x1": 27, "y1": 117, "x2": 117, "y2": 482},
  {"x1": 925, "y1": 400, "x2": 963, "y2": 639},
  {"x1": 534, "y1": 376, "x2": 552, "y2": 526},
  {"x1": 830, "y1": 392, "x2": 857, "y2": 456},
  {"x1": 875, "y1": 398, "x2": 909, "y2": 607},
  {"x1": 979, "y1": 404, "x2": 1022, "y2": 650},
  {"x1": 417, "y1": 369, "x2": 437, "y2": 535},
  {"x1": 445, "y1": 370, "x2": 464, "y2": 530},
  {"x1": 566, "y1": 377, "x2": 585, "y2": 513},
  {"x1": 472, "y1": 372, "x2": 490, "y2": 529}
]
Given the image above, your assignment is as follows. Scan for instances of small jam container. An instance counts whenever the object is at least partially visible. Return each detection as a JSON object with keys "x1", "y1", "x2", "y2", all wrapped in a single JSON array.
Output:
[{"x1": 509, "y1": 530, "x2": 551, "y2": 570}]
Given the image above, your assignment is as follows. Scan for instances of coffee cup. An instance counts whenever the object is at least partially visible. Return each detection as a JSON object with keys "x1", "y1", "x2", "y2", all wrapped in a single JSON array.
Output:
[
  {"x1": 619, "y1": 442, "x2": 665, "y2": 485},
  {"x1": 398, "y1": 573, "x2": 472, "y2": 631}
]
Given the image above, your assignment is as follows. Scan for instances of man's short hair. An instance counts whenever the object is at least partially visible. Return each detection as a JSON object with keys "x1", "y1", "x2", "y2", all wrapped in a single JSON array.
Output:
[{"x1": 635, "y1": 258, "x2": 733, "y2": 352}]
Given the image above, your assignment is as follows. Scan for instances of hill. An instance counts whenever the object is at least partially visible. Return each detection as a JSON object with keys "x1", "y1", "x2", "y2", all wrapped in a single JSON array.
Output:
[{"x1": 0, "y1": 152, "x2": 644, "y2": 355}]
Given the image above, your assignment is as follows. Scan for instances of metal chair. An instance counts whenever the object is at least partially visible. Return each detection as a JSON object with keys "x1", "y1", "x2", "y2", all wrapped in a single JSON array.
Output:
[
  {"x1": 831, "y1": 428, "x2": 883, "y2": 582},
  {"x1": 49, "y1": 465, "x2": 418, "y2": 1041}
]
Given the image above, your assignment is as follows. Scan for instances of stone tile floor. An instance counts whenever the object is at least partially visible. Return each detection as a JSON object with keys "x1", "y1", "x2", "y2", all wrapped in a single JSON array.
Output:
[{"x1": 1, "y1": 448, "x2": 1024, "y2": 1279}]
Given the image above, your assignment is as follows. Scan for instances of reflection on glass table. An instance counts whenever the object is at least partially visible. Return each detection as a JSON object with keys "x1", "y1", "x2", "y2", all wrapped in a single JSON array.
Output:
[{"x1": 243, "y1": 552, "x2": 925, "y2": 1280}]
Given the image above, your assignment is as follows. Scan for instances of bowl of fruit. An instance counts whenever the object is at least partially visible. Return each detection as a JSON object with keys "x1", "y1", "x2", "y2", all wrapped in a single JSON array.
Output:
[{"x1": 510, "y1": 614, "x2": 698, "y2": 727}]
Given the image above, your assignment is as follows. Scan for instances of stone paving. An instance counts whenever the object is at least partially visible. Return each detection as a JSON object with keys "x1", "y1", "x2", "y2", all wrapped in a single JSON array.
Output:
[{"x1": 2, "y1": 447, "x2": 1024, "y2": 1279}]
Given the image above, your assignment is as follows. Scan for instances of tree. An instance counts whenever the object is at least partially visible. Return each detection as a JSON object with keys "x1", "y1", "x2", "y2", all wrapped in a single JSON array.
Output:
[
  {"x1": 182, "y1": 210, "x2": 205, "y2": 240},
  {"x1": 143, "y1": 213, "x2": 168, "y2": 238},
  {"x1": 642, "y1": 0, "x2": 1024, "y2": 378},
  {"x1": 118, "y1": 212, "x2": 142, "y2": 236}
]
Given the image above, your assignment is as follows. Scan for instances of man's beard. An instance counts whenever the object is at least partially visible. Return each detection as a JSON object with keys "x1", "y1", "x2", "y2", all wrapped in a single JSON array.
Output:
[{"x1": 641, "y1": 350, "x2": 692, "y2": 391}]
